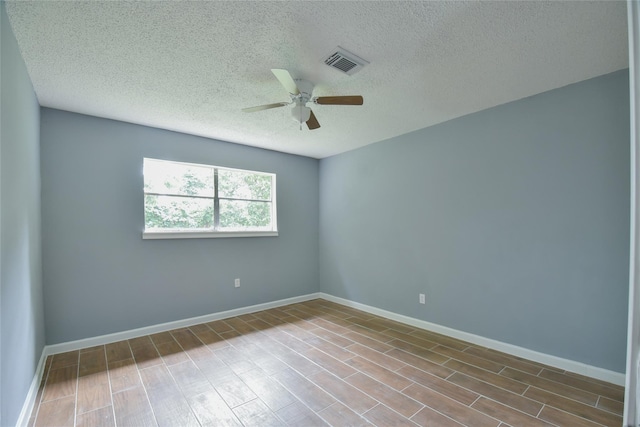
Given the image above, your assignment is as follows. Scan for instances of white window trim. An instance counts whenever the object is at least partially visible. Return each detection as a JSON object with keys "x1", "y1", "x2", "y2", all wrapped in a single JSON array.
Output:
[{"x1": 142, "y1": 230, "x2": 278, "y2": 239}]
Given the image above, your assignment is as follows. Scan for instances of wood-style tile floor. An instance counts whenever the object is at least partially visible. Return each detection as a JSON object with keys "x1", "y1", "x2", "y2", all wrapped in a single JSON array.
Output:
[{"x1": 29, "y1": 299, "x2": 624, "y2": 427}]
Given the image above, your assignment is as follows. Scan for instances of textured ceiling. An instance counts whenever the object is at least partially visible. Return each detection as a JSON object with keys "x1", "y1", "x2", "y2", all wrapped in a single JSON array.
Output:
[{"x1": 5, "y1": 1, "x2": 629, "y2": 159}]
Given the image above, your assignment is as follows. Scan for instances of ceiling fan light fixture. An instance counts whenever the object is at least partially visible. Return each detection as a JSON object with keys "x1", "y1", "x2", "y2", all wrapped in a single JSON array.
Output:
[{"x1": 292, "y1": 104, "x2": 311, "y2": 123}]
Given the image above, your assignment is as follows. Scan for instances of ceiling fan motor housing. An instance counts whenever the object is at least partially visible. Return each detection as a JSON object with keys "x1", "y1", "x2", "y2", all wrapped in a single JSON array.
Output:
[{"x1": 292, "y1": 79, "x2": 314, "y2": 102}]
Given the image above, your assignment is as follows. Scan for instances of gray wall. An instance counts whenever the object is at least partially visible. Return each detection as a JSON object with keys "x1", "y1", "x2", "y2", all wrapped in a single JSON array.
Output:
[
  {"x1": 41, "y1": 109, "x2": 319, "y2": 344},
  {"x1": 319, "y1": 70, "x2": 630, "y2": 373},
  {"x1": 0, "y1": 3, "x2": 45, "y2": 426}
]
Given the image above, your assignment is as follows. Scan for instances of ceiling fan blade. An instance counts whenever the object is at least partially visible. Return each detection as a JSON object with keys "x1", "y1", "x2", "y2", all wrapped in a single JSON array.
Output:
[
  {"x1": 314, "y1": 95, "x2": 363, "y2": 105},
  {"x1": 271, "y1": 69, "x2": 299, "y2": 95},
  {"x1": 306, "y1": 109, "x2": 320, "y2": 130},
  {"x1": 242, "y1": 102, "x2": 289, "y2": 113}
]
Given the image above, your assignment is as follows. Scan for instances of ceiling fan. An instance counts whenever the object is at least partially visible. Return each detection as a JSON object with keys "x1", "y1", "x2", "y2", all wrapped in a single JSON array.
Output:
[{"x1": 242, "y1": 69, "x2": 363, "y2": 130}]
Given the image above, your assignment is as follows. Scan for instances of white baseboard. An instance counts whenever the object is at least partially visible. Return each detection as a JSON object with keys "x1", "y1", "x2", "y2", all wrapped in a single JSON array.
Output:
[
  {"x1": 16, "y1": 349, "x2": 48, "y2": 427},
  {"x1": 319, "y1": 293, "x2": 626, "y2": 387},
  {"x1": 45, "y1": 293, "x2": 321, "y2": 356}
]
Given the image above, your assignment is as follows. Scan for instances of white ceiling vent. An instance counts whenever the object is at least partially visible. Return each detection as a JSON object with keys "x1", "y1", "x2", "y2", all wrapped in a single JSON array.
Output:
[{"x1": 323, "y1": 46, "x2": 369, "y2": 76}]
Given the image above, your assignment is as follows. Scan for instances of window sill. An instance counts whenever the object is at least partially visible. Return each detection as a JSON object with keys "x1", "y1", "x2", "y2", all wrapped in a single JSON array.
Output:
[{"x1": 142, "y1": 230, "x2": 278, "y2": 239}]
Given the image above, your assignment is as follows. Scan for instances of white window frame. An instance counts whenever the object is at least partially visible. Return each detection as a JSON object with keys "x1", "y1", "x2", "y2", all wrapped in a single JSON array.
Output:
[{"x1": 142, "y1": 158, "x2": 278, "y2": 239}]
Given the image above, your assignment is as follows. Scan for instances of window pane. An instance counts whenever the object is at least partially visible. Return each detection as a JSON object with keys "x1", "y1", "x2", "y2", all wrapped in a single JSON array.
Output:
[
  {"x1": 144, "y1": 159, "x2": 214, "y2": 197},
  {"x1": 145, "y1": 195, "x2": 214, "y2": 229},
  {"x1": 218, "y1": 169, "x2": 272, "y2": 201},
  {"x1": 219, "y1": 200, "x2": 271, "y2": 230}
]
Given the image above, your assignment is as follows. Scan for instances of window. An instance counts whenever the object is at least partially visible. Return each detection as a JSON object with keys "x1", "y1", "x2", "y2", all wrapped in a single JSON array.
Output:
[{"x1": 143, "y1": 158, "x2": 277, "y2": 239}]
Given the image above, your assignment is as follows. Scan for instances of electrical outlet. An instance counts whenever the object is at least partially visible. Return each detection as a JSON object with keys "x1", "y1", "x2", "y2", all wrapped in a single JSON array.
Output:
[
  {"x1": 234, "y1": 278, "x2": 240, "y2": 288},
  {"x1": 419, "y1": 293, "x2": 425, "y2": 304}
]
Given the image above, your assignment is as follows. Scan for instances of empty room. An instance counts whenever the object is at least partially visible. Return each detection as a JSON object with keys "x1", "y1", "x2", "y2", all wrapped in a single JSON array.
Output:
[{"x1": 2, "y1": 1, "x2": 639, "y2": 427}]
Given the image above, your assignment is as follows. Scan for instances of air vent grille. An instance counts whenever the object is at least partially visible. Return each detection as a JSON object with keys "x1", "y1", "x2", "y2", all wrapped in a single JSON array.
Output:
[
  {"x1": 323, "y1": 46, "x2": 369, "y2": 76},
  {"x1": 326, "y1": 56, "x2": 358, "y2": 73}
]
